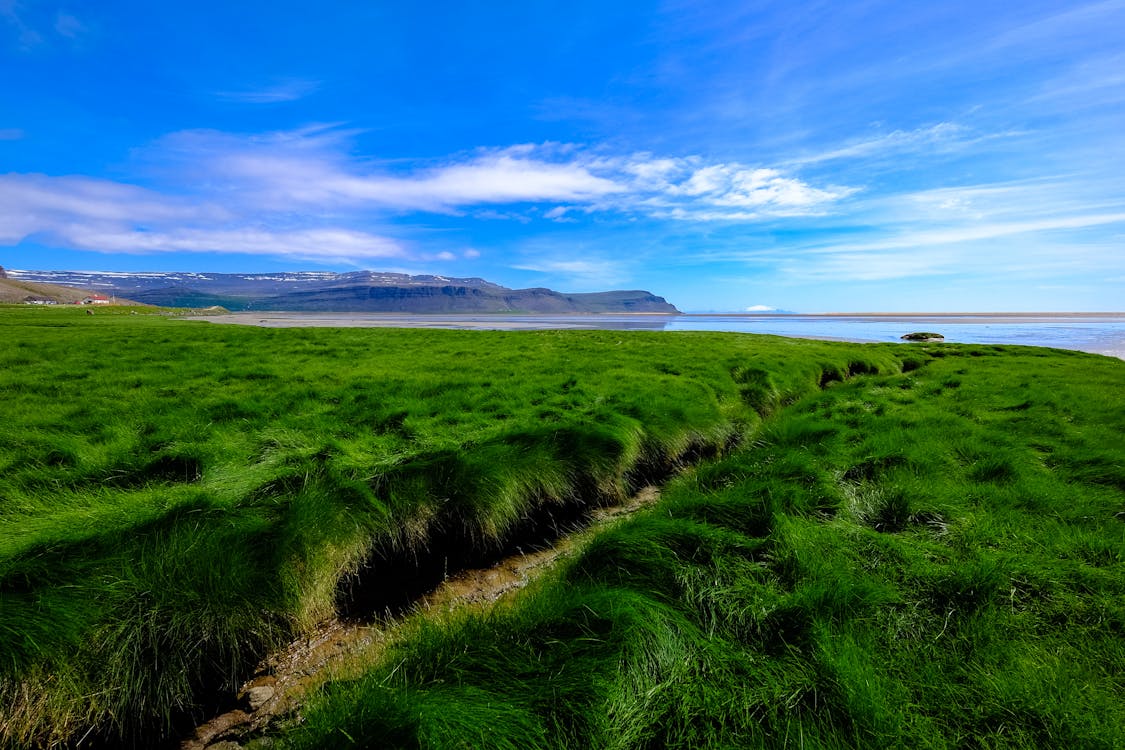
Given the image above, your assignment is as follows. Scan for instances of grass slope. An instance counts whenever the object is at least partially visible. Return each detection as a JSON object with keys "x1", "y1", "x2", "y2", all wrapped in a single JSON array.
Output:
[
  {"x1": 275, "y1": 346, "x2": 1125, "y2": 749},
  {"x1": 0, "y1": 279, "x2": 103, "y2": 305},
  {"x1": 0, "y1": 306, "x2": 903, "y2": 748}
]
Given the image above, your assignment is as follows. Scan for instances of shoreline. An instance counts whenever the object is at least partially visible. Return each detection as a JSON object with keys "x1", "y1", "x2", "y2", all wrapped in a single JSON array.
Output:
[
  {"x1": 186, "y1": 311, "x2": 1125, "y2": 325},
  {"x1": 180, "y1": 311, "x2": 1125, "y2": 361}
]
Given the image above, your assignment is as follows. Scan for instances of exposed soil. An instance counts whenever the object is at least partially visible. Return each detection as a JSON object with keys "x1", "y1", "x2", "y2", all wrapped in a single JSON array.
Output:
[{"x1": 181, "y1": 486, "x2": 660, "y2": 749}]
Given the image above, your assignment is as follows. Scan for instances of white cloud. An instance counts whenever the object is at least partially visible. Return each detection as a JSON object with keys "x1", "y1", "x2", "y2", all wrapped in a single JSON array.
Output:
[
  {"x1": 713, "y1": 168, "x2": 852, "y2": 208},
  {"x1": 623, "y1": 156, "x2": 682, "y2": 188},
  {"x1": 682, "y1": 165, "x2": 728, "y2": 195},
  {"x1": 406, "y1": 154, "x2": 624, "y2": 207},
  {"x1": 277, "y1": 152, "x2": 625, "y2": 211},
  {"x1": 745, "y1": 305, "x2": 776, "y2": 311},
  {"x1": 604, "y1": 154, "x2": 854, "y2": 219}
]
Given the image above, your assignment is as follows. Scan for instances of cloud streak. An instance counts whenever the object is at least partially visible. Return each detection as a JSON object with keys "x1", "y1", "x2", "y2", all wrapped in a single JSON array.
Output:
[
  {"x1": 214, "y1": 79, "x2": 321, "y2": 104},
  {"x1": 60, "y1": 227, "x2": 405, "y2": 261},
  {"x1": 0, "y1": 172, "x2": 405, "y2": 262},
  {"x1": 783, "y1": 123, "x2": 993, "y2": 167},
  {"x1": 1, "y1": 2, "x2": 89, "y2": 48},
  {"x1": 672, "y1": 174, "x2": 1125, "y2": 287},
  {"x1": 808, "y1": 212, "x2": 1125, "y2": 256},
  {"x1": 512, "y1": 257, "x2": 629, "y2": 288}
]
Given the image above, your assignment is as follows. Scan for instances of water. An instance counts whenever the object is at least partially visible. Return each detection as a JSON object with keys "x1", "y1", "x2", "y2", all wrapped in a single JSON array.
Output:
[
  {"x1": 200, "y1": 312, "x2": 1125, "y2": 360},
  {"x1": 662, "y1": 314, "x2": 1125, "y2": 360}
]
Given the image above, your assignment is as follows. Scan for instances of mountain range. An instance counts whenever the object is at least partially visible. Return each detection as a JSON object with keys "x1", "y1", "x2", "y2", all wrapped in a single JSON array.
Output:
[{"x1": 1, "y1": 268, "x2": 679, "y2": 314}]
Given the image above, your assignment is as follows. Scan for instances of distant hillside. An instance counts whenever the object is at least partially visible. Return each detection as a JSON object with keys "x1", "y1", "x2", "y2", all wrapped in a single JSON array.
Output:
[
  {"x1": 5, "y1": 268, "x2": 680, "y2": 313},
  {"x1": 0, "y1": 265, "x2": 131, "y2": 305}
]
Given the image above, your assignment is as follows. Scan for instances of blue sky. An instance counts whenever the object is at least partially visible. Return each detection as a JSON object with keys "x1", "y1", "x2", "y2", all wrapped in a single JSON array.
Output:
[{"x1": 2, "y1": 1, "x2": 1123, "y2": 311}]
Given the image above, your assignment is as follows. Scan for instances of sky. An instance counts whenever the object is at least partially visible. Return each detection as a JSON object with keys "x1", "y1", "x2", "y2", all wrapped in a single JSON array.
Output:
[{"x1": 2, "y1": 1, "x2": 1123, "y2": 312}]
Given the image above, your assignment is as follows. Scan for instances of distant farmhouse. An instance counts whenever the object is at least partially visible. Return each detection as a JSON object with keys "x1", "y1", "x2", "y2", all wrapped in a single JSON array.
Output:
[
  {"x1": 23, "y1": 296, "x2": 57, "y2": 305},
  {"x1": 81, "y1": 294, "x2": 112, "y2": 305}
]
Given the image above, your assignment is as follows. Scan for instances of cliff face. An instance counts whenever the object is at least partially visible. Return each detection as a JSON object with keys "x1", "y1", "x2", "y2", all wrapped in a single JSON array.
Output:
[{"x1": 4, "y1": 269, "x2": 680, "y2": 313}]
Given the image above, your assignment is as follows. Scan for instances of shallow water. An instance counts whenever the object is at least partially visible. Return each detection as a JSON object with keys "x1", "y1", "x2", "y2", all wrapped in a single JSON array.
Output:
[
  {"x1": 663, "y1": 314, "x2": 1125, "y2": 360},
  {"x1": 195, "y1": 312, "x2": 1125, "y2": 360}
]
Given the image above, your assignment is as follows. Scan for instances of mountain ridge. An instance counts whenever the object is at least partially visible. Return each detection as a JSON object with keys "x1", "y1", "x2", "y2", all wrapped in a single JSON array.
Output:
[{"x1": 4, "y1": 268, "x2": 680, "y2": 313}]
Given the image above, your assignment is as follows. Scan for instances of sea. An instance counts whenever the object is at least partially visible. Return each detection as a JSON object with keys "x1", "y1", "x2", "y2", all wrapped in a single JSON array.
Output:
[
  {"x1": 198, "y1": 312, "x2": 1125, "y2": 360},
  {"x1": 662, "y1": 313, "x2": 1125, "y2": 360}
]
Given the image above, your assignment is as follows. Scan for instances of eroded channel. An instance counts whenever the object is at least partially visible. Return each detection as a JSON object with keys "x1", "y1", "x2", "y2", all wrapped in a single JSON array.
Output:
[{"x1": 182, "y1": 486, "x2": 661, "y2": 749}]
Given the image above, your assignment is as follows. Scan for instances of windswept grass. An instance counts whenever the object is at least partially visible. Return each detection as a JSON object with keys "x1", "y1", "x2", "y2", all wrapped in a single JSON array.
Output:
[
  {"x1": 278, "y1": 345, "x2": 1125, "y2": 749},
  {"x1": 0, "y1": 306, "x2": 904, "y2": 747}
]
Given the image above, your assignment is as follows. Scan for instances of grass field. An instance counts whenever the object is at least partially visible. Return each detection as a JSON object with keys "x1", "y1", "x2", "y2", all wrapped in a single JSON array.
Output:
[
  {"x1": 0, "y1": 306, "x2": 915, "y2": 748},
  {"x1": 273, "y1": 344, "x2": 1125, "y2": 749}
]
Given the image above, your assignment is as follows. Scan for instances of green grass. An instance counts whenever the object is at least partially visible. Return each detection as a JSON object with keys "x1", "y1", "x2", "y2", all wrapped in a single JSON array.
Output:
[
  {"x1": 0, "y1": 306, "x2": 908, "y2": 747},
  {"x1": 275, "y1": 344, "x2": 1125, "y2": 749}
]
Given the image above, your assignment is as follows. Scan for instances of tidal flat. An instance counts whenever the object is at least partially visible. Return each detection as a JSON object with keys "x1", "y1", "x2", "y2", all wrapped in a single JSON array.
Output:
[{"x1": 1, "y1": 305, "x2": 1122, "y2": 749}]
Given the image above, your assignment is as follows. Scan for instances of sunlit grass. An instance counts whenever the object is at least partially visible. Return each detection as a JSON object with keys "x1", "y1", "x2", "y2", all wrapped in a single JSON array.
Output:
[
  {"x1": 279, "y1": 344, "x2": 1125, "y2": 749},
  {"x1": 0, "y1": 306, "x2": 906, "y2": 747}
]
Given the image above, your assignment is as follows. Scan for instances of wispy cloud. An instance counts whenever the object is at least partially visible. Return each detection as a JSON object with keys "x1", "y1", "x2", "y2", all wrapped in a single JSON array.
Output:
[
  {"x1": 674, "y1": 174, "x2": 1125, "y2": 286},
  {"x1": 214, "y1": 78, "x2": 321, "y2": 104},
  {"x1": 60, "y1": 227, "x2": 404, "y2": 261},
  {"x1": 782, "y1": 123, "x2": 1015, "y2": 167},
  {"x1": 809, "y1": 212, "x2": 1125, "y2": 256},
  {"x1": 1029, "y1": 51, "x2": 1125, "y2": 108},
  {"x1": 1, "y1": 3, "x2": 89, "y2": 48},
  {"x1": 512, "y1": 257, "x2": 631, "y2": 289},
  {"x1": 0, "y1": 0, "x2": 43, "y2": 48},
  {"x1": 0, "y1": 127, "x2": 23, "y2": 140},
  {"x1": 0, "y1": 172, "x2": 405, "y2": 262},
  {"x1": 154, "y1": 127, "x2": 853, "y2": 221},
  {"x1": 53, "y1": 11, "x2": 86, "y2": 39},
  {"x1": 0, "y1": 173, "x2": 218, "y2": 238}
]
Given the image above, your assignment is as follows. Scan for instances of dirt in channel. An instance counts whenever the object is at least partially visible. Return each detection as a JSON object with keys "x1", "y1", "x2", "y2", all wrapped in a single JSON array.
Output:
[{"x1": 182, "y1": 486, "x2": 660, "y2": 749}]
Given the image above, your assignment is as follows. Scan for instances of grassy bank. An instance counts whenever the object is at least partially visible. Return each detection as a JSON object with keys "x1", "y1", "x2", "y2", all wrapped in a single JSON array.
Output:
[
  {"x1": 0, "y1": 307, "x2": 904, "y2": 747},
  {"x1": 274, "y1": 345, "x2": 1125, "y2": 749}
]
